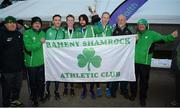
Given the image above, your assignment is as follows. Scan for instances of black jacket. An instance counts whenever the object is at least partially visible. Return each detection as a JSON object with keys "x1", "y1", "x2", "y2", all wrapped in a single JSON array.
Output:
[
  {"x1": 0, "y1": 26, "x2": 24, "y2": 73},
  {"x1": 113, "y1": 24, "x2": 132, "y2": 36},
  {"x1": 171, "y1": 36, "x2": 180, "y2": 72}
]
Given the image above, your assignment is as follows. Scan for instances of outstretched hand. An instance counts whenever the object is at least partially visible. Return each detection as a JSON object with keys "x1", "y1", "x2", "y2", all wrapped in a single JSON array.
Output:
[{"x1": 172, "y1": 30, "x2": 178, "y2": 38}]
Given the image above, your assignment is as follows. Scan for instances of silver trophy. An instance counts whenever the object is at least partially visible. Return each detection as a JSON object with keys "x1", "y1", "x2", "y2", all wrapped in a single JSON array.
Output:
[{"x1": 88, "y1": 5, "x2": 96, "y2": 14}]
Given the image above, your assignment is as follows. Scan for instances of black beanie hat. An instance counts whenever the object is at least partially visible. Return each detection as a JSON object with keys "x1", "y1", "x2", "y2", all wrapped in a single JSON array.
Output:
[
  {"x1": 17, "y1": 19, "x2": 24, "y2": 26},
  {"x1": 31, "y1": 16, "x2": 42, "y2": 25}
]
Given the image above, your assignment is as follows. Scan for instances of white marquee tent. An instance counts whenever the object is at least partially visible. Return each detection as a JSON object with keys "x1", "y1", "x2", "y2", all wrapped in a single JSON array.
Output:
[
  {"x1": 0, "y1": 0, "x2": 180, "y2": 24},
  {"x1": 0, "y1": 0, "x2": 122, "y2": 21}
]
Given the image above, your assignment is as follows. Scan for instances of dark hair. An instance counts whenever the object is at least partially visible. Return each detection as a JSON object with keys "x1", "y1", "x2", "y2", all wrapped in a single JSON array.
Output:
[
  {"x1": 66, "y1": 14, "x2": 75, "y2": 21},
  {"x1": 52, "y1": 14, "x2": 61, "y2": 20},
  {"x1": 31, "y1": 16, "x2": 42, "y2": 25},
  {"x1": 102, "y1": 12, "x2": 110, "y2": 17},
  {"x1": 78, "y1": 14, "x2": 89, "y2": 24},
  {"x1": 17, "y1": 19, "x2": 24, "y2": 26}
]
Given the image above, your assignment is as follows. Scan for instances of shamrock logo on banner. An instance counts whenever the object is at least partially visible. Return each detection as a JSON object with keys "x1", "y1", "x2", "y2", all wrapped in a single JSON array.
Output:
[{"x1": 77, "y1": 48, "x2": 102, "y2": 71}]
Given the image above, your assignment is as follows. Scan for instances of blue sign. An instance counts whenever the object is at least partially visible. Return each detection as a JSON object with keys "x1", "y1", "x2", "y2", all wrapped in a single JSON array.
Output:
[{"x1": 109, "y1": 0, "x2": 148, "y2": 25}]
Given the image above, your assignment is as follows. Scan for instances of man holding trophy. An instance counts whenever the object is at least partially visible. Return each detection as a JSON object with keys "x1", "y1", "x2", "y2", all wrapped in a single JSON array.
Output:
[{"x1": 88, "y1": 5, "x2": 113, "y2": 98}]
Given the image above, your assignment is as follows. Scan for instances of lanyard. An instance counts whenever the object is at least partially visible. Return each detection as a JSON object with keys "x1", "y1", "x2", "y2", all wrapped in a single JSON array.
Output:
[
  {"x1": 102, "y1": 26, "x2": 107, "y2": 37},
  {"x1": 68, "y1": 28, "x2": 74, "y2": 39},
  {"x1": 82, "y1": 28, "x2": 87, "y2": 38},
  {"x1": 82, "y1": 26, "x2": 95, "y2": 38},
  {"x1": 91, "y1": 26, "x2": 95, "y2": 38}
]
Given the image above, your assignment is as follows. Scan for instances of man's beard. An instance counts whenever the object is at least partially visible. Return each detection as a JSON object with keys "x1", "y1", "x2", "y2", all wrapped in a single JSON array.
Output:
[
  {"x1": 81, "y1": 24, "x2": 87, "y2": 28},
  {"x1": 119, "y1": 24, "x2": 125, "y2": 28}
]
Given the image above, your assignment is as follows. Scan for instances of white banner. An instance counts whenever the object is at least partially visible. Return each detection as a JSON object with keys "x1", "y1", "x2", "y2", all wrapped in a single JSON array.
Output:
[{"x1": 43, "y1": 35, "x2": 136, "y2": 82}]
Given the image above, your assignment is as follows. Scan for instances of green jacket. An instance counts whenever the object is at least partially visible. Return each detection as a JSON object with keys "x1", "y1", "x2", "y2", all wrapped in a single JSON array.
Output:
[
  {"x1": 77, "y1": 25, "x2": 95, "y2": 38},
  {"x1": 135, "y1": 30, "x2": 175, "y2": 65},
  {"x1": 94, "y1": 22, "x2": 113, "y2": 37},
  {"x1": 23, "y1": 29, "x2": 45, "y2": 67},
  {"x1": 46, "y1": 26, "x2": 65, "y2": 40},
  {"x1": 63, "y1": 28, "x2": 81, "y2": 39}
]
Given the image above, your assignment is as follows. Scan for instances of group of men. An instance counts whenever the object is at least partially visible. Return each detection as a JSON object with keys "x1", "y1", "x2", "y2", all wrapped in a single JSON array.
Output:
[{"x1": 0, "y1": 11, "x2": 179, "y2": 107}]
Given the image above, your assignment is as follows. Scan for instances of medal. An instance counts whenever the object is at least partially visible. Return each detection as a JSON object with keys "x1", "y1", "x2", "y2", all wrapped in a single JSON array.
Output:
[{"x1": 68, "y1": 28, "x2": 74, "y2": 39}]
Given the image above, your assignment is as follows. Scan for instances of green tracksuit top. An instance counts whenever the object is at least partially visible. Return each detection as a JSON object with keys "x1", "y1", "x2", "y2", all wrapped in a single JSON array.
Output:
[
  {"x1": 77, "y1": 25, "x2": 95, "y2": 38},
  {"x1": 63, "y1": 28, "x2": 81, "y2": 39},
  {"x1": 46, "y1": 26, "x2": 65, "y2": 40},
  {"x1": 93, "y1": 22, "x2": 113, "y2": 37},
  {"x1": 23, "y1": 29, "x2": 45, "y2": 67},
  {"x1": 135, "y1": 30, "x2": 175, "y2": 65}
]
